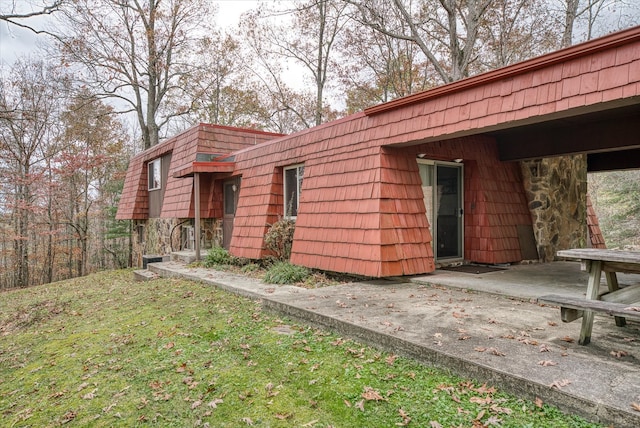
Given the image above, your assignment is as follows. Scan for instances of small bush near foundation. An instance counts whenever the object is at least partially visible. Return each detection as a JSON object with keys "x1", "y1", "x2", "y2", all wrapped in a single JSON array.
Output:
[
  {"x1": 204, "y1": 246, "x2": 231, "y2": 267},
  {"x1": 229, "y1": 256, "x2": 252, "y2": 267},
  {"x1": 264, "y1": 217, "x2": 295, "y2": 260},
  {"x1": 264, "y1": 261, "x2": 310, "y2": 284},
  {"x1": 241, "y1": 263, "x2": 261, "y2": 273}
]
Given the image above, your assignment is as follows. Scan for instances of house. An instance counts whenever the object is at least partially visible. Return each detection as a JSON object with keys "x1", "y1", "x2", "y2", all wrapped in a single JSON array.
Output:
[
  {"x1": 116, "y1": 124, "x2": 284, "y2": 266},
  {"x1": 117, "y1": 26, "x2": 640, "y2": 277}
]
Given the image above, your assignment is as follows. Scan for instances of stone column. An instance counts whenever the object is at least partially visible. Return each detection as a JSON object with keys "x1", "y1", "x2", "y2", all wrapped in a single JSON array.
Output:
[{"x1": 520, "y1": 155, "x2": 588, "y2": 262}]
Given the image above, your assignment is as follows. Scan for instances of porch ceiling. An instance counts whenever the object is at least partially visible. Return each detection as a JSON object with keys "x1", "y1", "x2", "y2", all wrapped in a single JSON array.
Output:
[{"x1": 488, "y1": 100, "x2": 640, "y2": 171}]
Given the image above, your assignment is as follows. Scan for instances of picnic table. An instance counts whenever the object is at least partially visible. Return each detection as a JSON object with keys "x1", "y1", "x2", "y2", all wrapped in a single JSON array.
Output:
[{"x1": 538, "y1": 248, "x2": 640, "y2": 345}]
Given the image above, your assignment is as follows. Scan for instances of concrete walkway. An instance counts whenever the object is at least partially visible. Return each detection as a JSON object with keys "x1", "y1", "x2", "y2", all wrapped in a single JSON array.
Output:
[{"x1": 147, "y1": 261, "x2": 640, "y2": 427}]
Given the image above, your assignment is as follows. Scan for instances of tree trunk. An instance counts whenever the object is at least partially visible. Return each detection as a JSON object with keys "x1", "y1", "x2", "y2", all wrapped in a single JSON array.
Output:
[{"x1": 562, "y1": 0, "x2": 580, "y2": 48}]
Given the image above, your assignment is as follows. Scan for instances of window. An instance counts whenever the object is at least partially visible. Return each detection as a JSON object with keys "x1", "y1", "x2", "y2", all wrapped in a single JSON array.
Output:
[
  {"x1": 284, "y1": 164, "x2": 304, "y2": 218},
  {"x1": 148, "y1": 158, "x2": 161, "y2": 190}
]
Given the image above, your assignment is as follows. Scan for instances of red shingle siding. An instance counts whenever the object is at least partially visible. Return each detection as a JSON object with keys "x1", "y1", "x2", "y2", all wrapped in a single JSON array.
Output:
[
  {"x1": 365, "y1": 28, "x2": 640, "y2": 147},
  {"x1": 408, "y1": 135, "x2": 531, "y2": 264},
  {"x1": 119, "y1": 28, "x2": 639, "y2": 277},
  {"x1": 117, "y1": 124, "x2": 283, "y2": 221},
  {"x1": 230, "y1": 114, "x2": 435, "y2": 277},
  {"x1": 116, "y1": 138, "x2": 176, "y2": 220},
  {"x1": 586, "y1": 194, "x2": 606, "y2": 249}
]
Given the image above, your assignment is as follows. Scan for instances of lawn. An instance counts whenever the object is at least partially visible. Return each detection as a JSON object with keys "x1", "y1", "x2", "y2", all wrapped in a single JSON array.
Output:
[{"x1": 1, "y1": 270, "x2": 601, "y2": 427}]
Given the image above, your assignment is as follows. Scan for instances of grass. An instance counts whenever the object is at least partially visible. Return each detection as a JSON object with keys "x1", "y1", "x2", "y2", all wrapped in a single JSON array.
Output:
[{"x1": 0, "y1": 270, "x2": 602, "y2": 427}]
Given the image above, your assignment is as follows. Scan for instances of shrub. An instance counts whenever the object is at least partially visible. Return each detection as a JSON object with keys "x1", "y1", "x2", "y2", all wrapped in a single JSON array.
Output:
[
  {"x1": 264, "y1": 217, "x2": 295, "y2": 261},
  {"x1": 264, "y1": 261, "x2": 310, "y2": 284},
  {"x1": 240, "y1": 263, "x2": 261, "y2": 273},
  {"x1": 204, "y1": 246, "x2": 231, "y2": 267}
]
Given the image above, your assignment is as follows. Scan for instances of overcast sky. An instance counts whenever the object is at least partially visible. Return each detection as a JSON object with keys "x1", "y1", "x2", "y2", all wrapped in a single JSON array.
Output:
[{"x1": 0, "y1": 0, "x2": 261, "y2": 66}]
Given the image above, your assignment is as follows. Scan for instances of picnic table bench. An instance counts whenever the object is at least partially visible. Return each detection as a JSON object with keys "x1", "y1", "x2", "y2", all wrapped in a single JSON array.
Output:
[{"x1": 537, "y1": 248, "x2": 640, "y2": 345}]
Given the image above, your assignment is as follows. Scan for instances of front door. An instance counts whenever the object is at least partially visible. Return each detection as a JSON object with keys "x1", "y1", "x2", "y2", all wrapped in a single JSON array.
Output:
[
  {"x1": 222, "y1": 177, "x2": 240, "y2": 249},
  {"x1": 418, "y1": 160, "x2": 464, "y2": 261}
]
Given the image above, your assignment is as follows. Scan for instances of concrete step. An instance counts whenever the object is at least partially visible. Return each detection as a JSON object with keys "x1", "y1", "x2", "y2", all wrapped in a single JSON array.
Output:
[
  {"x1": 171, "y1": 251, "x2": 198, "y2": 264},
  {"x1": 133, "y1": 269, "x2": 159, "y2": 282}
]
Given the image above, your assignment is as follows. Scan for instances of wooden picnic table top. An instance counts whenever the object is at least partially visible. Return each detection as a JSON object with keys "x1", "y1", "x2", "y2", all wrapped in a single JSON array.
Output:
[{"x1": 557, "y1": 248, "x2": 640, "y2": 264}]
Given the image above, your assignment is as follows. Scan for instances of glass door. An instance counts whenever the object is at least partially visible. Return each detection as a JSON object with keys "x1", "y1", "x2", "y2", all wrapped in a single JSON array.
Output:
[{"x1": 418, "y1": 160, "x2": 464, "y2": 261}]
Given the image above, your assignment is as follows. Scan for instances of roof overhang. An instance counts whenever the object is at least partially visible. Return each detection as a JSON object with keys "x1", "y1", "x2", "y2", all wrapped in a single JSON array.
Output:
[
  {"x1": 173, "y1": 161, "x2": 235, "y2": 178},
  {"x1": 364, "y1": 26, "x2": 640, "y2": 117},
  {"x1": 490, "y1": 102, "x2": 640, "y2": 171}
]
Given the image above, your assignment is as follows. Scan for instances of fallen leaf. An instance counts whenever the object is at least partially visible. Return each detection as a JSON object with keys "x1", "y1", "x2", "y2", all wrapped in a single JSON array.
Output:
[
  {"x1": 489, "y1": 348, "x2": 505, "y2": 356},
  {"x1": 301, "y1": 420, "x2": 318, "y2": 426},
  {"x1": 429, "y1": 421, "x2": 443, "y2": 428},
  {"x1": 458, "y1": 335, "x2": 471, "y2": 340},
  {"x1": 61, "y1": 411, "x2": 77, "y2": 424},
  {"x1": 538, "y1": 360, "x2": 558, "y2": 366},
  {"x1": 164, "y1": 342, "x2": 174, "y2": 349},
  {"x1": 624, "y1": 306, "x2": 640, "y2": 312},
  {"x1": 208, "y1": 398, "x2": 223, "y2": 408},
  {"x1": 362, "y1": 386, "x2": 385, "y2": 401},
  {"x1": 355, "y1": 399, "x2": 365, "y2": 411},
  {"x1": 549, "y1": 379, "x2": 571, "y2": 389},
  {"x1": 490, "y1": 404, "x2": 512, "y2": 415},
  {"x1": 561, "y1": 336, "x2": 575, "y2": 343},
  {"x1": 610, "y1": 350, "x2": 628, "y2": 358},
  {"x1": 535, "y1": 397, "x2": 544, "y2": 408},
  {"x1": 343, "y1": 399, "x2": 351, "y2": 407},
  {"x1": 474, "y1": 347, "x2": 487, "y2": 353},
  {"x1": 386, "y1": 354, "x2": 397, "y2": 365},
  {"x1": 470, "y1": 396, "x2": 492, "y2": 405},
  {"x1": 275, "y1": 413, "x2": 292, "y2": 420},
  {"x1": 548, "y1": 321, "x2": 557, "y2": 326},
  {"x1": 241, "y1": 417, "x2": 254, "y2": 425},
  {"x1": 539, "y1": 344, "x2": 550, "y2": 352},
  {"x1": 631, "y1": 402, "x2": 640, "y2": 412},
  {"x1": 486, "y1": 415, "x2": 502, "y2": 425},
  {"x1": 397, "y1": 408, "x2": 411, "y2": 426},
  {"x1": 191, "y1": 400, "x2": 202, "y2": 409}
]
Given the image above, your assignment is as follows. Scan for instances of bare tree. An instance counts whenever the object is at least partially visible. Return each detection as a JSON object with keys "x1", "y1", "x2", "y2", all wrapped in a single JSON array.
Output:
[
  {"x1": 348, "y1": 0, "x2": 493, "y2": 83},
  {"x1": 56, "y1": 0, "x2": 214, "y2": 149},
  {"x1": 0, "y1": 0, "x2": 63, "y2": 34},
  {"x1": 556, "y1": 0, "x2": 635, "y2": 47},
  {"x1": 478, "y1": 0, "x2": 558, "y2": 69},
  {"x1": 0, "y1": 59, "x2": 65, "y2": 287},
  {"x1": 337, "y1": 14, "x2": 435, "y2": 112},
  {"x1": 55, "y1": 89, "x2": 127, "y2": 277},
  {"x1": 242, "y1": 0, "x2": 348, "y2": 129},
  {"x1": 172, "y1": 32, "x2": 269, "y2": 131}
]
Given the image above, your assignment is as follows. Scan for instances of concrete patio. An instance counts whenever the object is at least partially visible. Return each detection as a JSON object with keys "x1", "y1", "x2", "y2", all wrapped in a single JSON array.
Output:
[{"x1": 144, "y1": 259, "x2": 640, "y2": 427}]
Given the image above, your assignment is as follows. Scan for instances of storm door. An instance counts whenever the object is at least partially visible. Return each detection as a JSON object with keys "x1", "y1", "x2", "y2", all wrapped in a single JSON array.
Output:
[
  {"x1": 222, "y1": 177, "x2": 241, "y2": 250},
  {"x1": 418, "y1": 160, "x2": 464, "y2": 261}
]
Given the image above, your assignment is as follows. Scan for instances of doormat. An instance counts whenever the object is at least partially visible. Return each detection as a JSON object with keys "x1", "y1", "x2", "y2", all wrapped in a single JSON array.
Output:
[{"x1": 440, "y1": 265, "x2": 506, "y2": 274}]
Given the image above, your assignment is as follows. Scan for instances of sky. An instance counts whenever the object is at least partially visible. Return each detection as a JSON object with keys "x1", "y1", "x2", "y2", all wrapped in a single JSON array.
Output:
[{"x1": 0, "y1": 0, "x2": 261, "y2": 66}]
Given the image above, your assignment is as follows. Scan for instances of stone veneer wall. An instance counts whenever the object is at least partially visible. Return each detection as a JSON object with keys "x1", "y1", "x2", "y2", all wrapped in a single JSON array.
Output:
[
  {"x1": 520, "y1": 155, "x2": 588, "y2": 262},
  {"x1": 132, "y1": 218, "x2": 222, "y2": 267}
]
